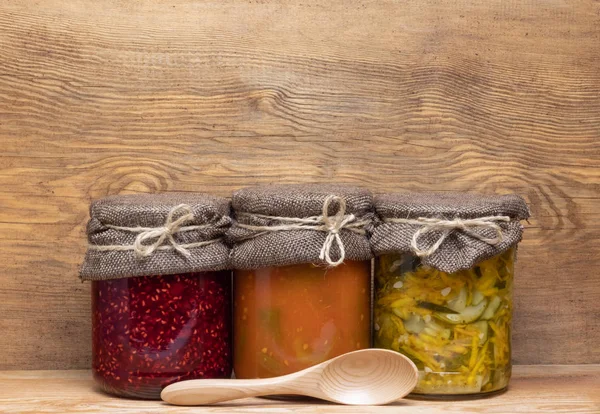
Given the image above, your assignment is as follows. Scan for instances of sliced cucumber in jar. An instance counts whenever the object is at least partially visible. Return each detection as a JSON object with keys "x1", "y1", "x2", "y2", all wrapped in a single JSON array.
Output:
[
  {"x1": 423, "y1": 320, "x2": 452, "y2": 340},
  {"x1": 470, "y1": 320, "x2": 489, "y2": 345},
  {"x1": 404, "y1": 313, "x2": 425, "y2": 334},
  {"x1": 472, "y1": 290, "x2": 485, "y2": 306},
  {"x1": 481, "y1": 296, "x2": 502, "y2": 320},
  {"x1": 435, "y1": 299, "x2": 488, "y2": 324},
  {"x1": 417, "y1": 301, "x2": 458, "y2": 314},
  {"x1": 447, "y1": 287, "x2": 467, "y2": 312}
]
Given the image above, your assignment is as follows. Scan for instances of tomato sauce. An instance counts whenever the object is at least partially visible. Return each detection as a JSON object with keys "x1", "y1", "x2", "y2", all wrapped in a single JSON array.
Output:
[{"x1": 233, "y1": 260, "x2": 371, "y2": 378}]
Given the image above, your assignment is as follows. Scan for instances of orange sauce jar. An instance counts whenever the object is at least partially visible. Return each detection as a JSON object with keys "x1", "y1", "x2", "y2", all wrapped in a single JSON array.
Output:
[
  {"x1": 234, "y1": 261, "x2": 371, "y2": 378},
  {"x1": 228, "y1": 184, "x2": 375, "y2": 379}
]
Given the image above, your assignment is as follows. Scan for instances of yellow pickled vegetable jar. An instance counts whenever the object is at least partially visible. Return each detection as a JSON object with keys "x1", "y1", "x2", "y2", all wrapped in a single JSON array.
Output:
[{"x1": 370, "y1": 192, "x2": 529, "y2": 397}]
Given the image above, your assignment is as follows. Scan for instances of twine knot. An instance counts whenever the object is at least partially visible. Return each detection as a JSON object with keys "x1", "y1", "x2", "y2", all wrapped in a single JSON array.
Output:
[
  {"x1": 318, "y1": 195, "x2": 356, "y2": 266},
  {"x1": 236, "y1": 194, "x2": 368, "y2": 266},
  {"x1": 385, "y1": 215, "x2": 511, "y2": 258},
  {"x1": 89, "y1": 204, "x2": 220, "y2": 258},
  {"x1": 132, "y1": 204, "x2": 196, "y2": 258}
]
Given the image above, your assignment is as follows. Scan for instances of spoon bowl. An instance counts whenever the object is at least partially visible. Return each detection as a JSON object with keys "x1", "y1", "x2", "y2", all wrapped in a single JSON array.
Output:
[
  {"x1": 161, "y1": 349, "x2": 418, "y2": 406},
  {"x1": 319, "y1": 349, "x2": 418, "y2": 405}
]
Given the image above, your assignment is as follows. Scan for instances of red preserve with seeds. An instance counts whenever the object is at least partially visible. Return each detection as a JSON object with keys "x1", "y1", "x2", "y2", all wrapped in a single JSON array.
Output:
[
  {"x1": 92, "y1": 271, "x2": 231, "y2": 398},
  {"x1": 80, "y1": 193, "x2": 233, "y2": 399}
]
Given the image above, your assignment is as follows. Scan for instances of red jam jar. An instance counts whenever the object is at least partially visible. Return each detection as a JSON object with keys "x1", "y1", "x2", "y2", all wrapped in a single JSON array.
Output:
[
  {"x1": 81, "y1": 193, "x2": 233, "y2": 399},
  {"x1": 92, "y1": 271, "x2": 231, "y2": 398}
]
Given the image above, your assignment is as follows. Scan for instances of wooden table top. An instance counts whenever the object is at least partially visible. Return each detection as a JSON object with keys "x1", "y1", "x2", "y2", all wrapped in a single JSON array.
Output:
[{"x1": 1, "y1": 365, "x2": 598, "y2": 413}]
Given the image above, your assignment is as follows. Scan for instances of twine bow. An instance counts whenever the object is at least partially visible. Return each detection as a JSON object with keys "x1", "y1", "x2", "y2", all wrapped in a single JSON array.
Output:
[
  {"x1": 385, "y1": 215, "x2": 511, "y2": 258},
  {"x1": 129, "y1": 204, "x2": 196, "y2": 258},
  {"x1": 236, "y1": 195, "x2": 368, "y2": 266},
  {"x1": 318, "y1": 195, "x2": 358, "y2": 266},
  {"x1": 90, "y1": 204, "x2": 218, "y2": 258}
]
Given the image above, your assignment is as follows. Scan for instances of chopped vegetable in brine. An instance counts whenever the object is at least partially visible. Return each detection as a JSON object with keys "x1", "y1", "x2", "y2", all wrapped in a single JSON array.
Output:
[{"x1": 374, "y1": 249, "x2": 514, "y2": 395}]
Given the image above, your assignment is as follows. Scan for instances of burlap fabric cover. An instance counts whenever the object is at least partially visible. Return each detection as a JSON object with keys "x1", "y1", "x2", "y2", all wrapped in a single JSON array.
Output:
[
  {"x1": 80, "y1": 193, "x2": 231, "y2": 280},
  {"x1": 371, "y1": 192, "x2": 530, "y2": 273},
  {"x1": 228, "y1": 184, "x2": 374, "y2": 269}
]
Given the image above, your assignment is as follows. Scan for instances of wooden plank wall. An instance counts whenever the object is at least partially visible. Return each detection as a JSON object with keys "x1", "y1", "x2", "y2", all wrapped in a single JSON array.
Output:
[{"x1": 0, "y1": 0, "x2": 599, "y2": 370}]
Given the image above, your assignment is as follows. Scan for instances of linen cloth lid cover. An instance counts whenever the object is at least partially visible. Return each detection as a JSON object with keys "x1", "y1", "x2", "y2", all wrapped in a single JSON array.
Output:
[
  {"x1": 80, "y1": 192, "x2": 231, "y2": 280},
  {"x1": 228, "y1": 183, "x2": 374, "y2": 269},
  {"x1": 371, "y1": 192, "x2": 530, "y2": 273}
]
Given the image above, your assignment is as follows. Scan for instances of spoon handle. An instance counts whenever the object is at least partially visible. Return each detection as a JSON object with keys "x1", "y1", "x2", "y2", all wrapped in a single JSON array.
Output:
[{"x1": 161, "y1": 377, "x2": 308, "y2": 405}]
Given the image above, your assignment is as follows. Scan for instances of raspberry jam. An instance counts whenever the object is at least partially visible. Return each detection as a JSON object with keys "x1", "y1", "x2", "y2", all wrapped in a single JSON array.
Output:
[{"x1": 92, "y1": 271, "x2": 232, "y2": 399}]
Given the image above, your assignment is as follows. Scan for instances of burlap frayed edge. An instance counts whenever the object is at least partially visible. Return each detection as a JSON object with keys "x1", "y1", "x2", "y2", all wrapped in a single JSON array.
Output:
[
  {"x1": 80, "y1": 196, "x2": 232, "y2": 281},
  {"x1": 369, "y1": 192, "x2": 530, "y2": 273}
]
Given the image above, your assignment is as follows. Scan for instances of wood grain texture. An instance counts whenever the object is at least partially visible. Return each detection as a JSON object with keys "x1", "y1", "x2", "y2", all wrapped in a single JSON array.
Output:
[
  {"x1": 0, "y1": 367, "x2": 599, "y2": 413},
  {"x1": 0, "y1": 0, "x2": 599, "y2": 369}
]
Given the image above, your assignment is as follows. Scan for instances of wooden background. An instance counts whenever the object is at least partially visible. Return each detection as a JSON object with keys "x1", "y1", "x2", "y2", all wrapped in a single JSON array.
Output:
[{"x1": 0, "y1": 0, "x2": 599, "y2": 370}]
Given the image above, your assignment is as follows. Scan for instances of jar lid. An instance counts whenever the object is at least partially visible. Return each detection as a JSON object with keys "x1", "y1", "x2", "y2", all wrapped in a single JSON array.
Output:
[
  {"x1": 80, "y1": 193, "x2": 231, "y2": 280},
  {"x1": 228, "y1": 184, "x2": 374, "y2": 269},
  {"x1": 371, "y1": 192, "x2": 530, "y2": 273}
]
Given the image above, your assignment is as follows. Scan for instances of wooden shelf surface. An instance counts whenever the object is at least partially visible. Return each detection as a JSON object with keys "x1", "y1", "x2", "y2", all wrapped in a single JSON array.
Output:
[{"x1": 1, "y1": 365, "x2": 599, "y2": 413}]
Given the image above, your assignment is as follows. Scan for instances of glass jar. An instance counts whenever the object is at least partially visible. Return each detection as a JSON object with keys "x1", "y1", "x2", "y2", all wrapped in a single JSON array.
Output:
[
  {"x1": 92, "y1": 271, "x2": 232, "y2": 399},
  {"x1": 234, "y1": 260, "x2": 371, "y2": 378},
  {"x1": 374, "y1": 249, "x2": 514, "y2": 396}
]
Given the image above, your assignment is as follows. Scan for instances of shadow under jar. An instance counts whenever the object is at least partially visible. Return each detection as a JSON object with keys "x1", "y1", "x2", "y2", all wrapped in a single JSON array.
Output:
[
  {"x1": 370, "y1": 192, "x2": 530, "y2": 398},
  {"x1": 228, "y1": 184, "x2": 375, "y2": 380},
  {"x1": 80, "y1": 193, "x2": 233, "y2": 399}
]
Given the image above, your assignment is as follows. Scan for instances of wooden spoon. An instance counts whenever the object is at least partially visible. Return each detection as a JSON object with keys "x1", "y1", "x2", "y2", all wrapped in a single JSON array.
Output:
[{"x1": 161, "y1": 349, "x2": 418, "y2": 406}]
